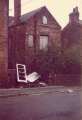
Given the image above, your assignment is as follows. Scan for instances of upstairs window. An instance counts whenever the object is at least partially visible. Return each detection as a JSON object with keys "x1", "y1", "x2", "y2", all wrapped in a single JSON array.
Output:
[
  {"x1": 42, "y1": 16, "x2": 47, "y2": 24},
  {"x1": 40, "y1": 35, "x2": 48, "y2": 51},
  {"x1": 28, "y1": 35, "x2": 33, "y2": 47}
]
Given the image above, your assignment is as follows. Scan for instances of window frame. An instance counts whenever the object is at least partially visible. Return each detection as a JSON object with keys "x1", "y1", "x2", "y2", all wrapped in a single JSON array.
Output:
[
  {"x1": 42, "y1": 16, "x2": 48, "y2": 24},
  {"x1": 39, "y1": 35, "x2": 49, "y2": 51},
  {"x1": 26, "y1": 34, "x2": 34, "y2": 48}
]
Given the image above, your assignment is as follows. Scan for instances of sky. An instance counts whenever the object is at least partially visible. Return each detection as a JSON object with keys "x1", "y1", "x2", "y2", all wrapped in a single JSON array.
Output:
[{"x1": 9, "y1": 0, "x2": 82, "y2": 28}]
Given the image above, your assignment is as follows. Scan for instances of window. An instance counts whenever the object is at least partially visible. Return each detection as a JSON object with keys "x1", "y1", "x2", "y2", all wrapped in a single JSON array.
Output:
[
  {"x1": 42, "y1": 16, "x2": 47, "y2": 24},
  {"x1": 28, "y1": 35, "x2": 33, "y2": 47},
  {"x1": 40, "y1": 35, "x2": 48, "y2": 50}
]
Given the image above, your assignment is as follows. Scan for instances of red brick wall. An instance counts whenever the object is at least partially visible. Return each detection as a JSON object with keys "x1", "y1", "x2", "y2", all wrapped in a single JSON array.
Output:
[
  {"x1": 14, "y1": 0, "x2": 21, "y2": 23},
  {"x1": 25, "y1": 8, "x2": 61, "y2": 65},
  {"x1": 8, "y1": 8, "x2": 61, "y2": 86},
  {"x1": 0, "y1": 0, "x2": 8, "y2": 87}
]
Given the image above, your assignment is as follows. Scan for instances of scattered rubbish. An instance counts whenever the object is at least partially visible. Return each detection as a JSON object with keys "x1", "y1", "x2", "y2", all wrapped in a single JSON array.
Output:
[
  {"x1": 59, "y1": 90, "x2": 65, "y2": 93},
  {"x1": 39, "y1": 82, "x2": 47, "y2": 87},
  {"x1": 16, "y1": 64, "x2": 27, "y2": 83},
  {"x1": 26, "y1": 72, "x2": 40, "y2": 83},
  {"x1": 16, "y1": 64, "x2": 40, "y2": 83},
  {"x1": 66, "y1": 89, "x2": 74, "y2": 93}
]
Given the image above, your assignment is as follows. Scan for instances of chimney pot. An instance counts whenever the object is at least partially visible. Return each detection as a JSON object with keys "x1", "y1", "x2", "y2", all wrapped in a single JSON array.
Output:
[
  {"x1": 69, "y1": 6, "x2": 79, "y2": 24},
  {"x1": 14, "y1": 0, "x2": 21, "y2": 24}
]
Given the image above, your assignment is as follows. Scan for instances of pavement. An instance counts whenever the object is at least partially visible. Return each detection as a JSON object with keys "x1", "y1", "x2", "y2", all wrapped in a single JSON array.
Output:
[
  {"x1": 0, "y1": 86, "x2": 81, "y2": 98},
  {"x1": 0, "y1": 86, "x2": 82, "y2": 120}
]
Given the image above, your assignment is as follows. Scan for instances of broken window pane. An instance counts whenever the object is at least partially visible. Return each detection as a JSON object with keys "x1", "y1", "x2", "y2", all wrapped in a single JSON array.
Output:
[{"x1": 28, "y1": 35, "x2": 33, "y2": 47}]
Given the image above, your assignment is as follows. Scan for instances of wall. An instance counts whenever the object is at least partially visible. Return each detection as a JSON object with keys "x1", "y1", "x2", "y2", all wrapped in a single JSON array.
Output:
[
  {"x1": 0, "y1": 0, "x2": 8, "y2": 87},
  {"x1": 8, "y1": 8, "x2": 61, "y2": 87},
  {"x1": 25, "y1": 8, "x2": 61, "y2": 66}
]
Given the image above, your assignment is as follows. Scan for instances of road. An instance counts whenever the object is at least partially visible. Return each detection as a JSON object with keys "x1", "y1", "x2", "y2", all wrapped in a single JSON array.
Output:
[{"x1": 0, "y1": 89, "x2": 82, "y2": 120}]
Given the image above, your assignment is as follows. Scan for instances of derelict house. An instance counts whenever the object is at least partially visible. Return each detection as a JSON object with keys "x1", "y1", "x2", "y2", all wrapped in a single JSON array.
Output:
[
  {"x1": 8, "y1": 0, "x2": 61, "y2": 87},
  {"x1": 61, "y1": 7, "x2": 82, "y2": 85}
]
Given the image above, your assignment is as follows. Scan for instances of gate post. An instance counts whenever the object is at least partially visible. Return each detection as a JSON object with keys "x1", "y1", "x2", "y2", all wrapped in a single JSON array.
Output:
[{"x1": 0, "y1": 0, "x2": 9, "y2": 88}]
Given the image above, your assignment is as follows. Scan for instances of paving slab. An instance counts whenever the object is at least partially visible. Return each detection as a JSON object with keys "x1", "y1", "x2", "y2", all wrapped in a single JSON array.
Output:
[{"x1": 0, "y1": 86, "x2": 81, "y2": 98}]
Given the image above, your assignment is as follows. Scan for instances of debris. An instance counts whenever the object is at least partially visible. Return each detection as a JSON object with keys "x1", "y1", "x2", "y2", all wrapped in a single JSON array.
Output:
[
  {"x1": 67, "y1": 89, "x2": 74, "y2": 93},
  {"x1": 59, "y1": 90, "x2": 65, "y2": 93},
  {"x1": 39, "y1": 82, "x2": 47, "y2": 87},
  {"x1": 26, "y1": 72, "x2": 40, "y2": 82},
  {"x1": 16, "y1": 64, "x2": 27, "y2": 83}
]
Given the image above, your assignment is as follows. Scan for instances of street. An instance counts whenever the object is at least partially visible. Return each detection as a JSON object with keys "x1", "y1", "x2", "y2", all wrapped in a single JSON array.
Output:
[{"x1": 0, "y1": 88, "x2": 82, "y2": 120}]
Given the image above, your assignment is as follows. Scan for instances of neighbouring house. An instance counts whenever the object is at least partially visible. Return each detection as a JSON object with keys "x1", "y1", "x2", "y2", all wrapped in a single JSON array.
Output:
[
  {"x1": 8, "y1": 0, "x2": 61, "y2": 87},
  {"x1": 61, "y1": 7, "x2": 82, "y2": 85},
  {"x1": 62, "y1": 7, "x2": 82, "y2": 49}
]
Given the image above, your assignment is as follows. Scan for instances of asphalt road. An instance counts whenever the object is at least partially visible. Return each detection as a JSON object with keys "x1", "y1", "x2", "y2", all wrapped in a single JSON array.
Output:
[{"x1": 0, "y1": 90, "x2": 82, "y2": 120}]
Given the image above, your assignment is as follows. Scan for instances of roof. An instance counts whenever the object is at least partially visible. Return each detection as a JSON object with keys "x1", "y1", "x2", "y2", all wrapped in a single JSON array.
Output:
[
  {"x1": 9, "y1": 6, "x2": 61, "y2": 28},
  {"x1": 62, "y1": 19, "x2": 82, "y2": 32},
  {"x1": 20, "y1": 6, "x2": 44, "y2": 23}
]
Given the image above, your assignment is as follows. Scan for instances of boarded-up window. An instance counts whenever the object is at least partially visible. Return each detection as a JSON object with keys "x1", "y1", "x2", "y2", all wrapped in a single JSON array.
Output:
[
  {"x1": 40, "y1": 36, "x2": 48, "y2": 50},
  {"x1": 28, "y1": 35, "x2": 33, "y2": 47}
]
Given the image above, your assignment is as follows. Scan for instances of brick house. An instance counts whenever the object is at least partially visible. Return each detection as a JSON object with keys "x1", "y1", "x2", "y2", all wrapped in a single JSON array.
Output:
[
  {"x1": 62, "y1": 7, "x2": 82, "y2": 49},
  {"x1": 61, "y1": 7, "x2": 82, "y2": 85},
  {"x1": 8, "y1": 0, "x2": 61, "y2": 87}
]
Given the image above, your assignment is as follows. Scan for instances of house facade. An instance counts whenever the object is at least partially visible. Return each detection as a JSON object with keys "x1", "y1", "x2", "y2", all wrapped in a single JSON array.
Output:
[
  {"x1": 61, "y1": 7, "x2": 82, "y2": 85},
  {"x1": 62, "y1": 7, "x2": 82, "y2": 49},
  {"x1": 8, "y1": 0, "x2": 61, "y2": 87}
]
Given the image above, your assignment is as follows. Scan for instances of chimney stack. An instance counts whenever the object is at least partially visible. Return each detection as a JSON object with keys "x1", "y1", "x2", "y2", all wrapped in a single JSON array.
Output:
[
  {"x1": 69, "y1": 7, "x2": 79, "y2": 24},
  {"x1": 14, "y1": 0, "x2": 21, "y2": 23}
]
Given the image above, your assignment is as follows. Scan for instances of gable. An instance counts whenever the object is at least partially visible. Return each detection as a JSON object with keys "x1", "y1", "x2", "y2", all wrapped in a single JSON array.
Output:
[
  {"x1": 20, "y1": 6, "x2": 61, "y2": 29},
  {"x1": 37, "y1": 7, "x2": 61, "y2": 29}
]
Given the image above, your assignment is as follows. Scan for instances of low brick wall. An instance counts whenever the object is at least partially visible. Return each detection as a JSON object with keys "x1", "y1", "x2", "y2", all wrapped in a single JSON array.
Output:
[
  {"x1": 8, "y1": 69, "x2": 17, "y2": 87},
  {"x1": 48, "y1": 74, "x2": 81, "y2": 86},
  {"x1": 8, "y1": 68, "x2": 81, "y2": 87}
]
